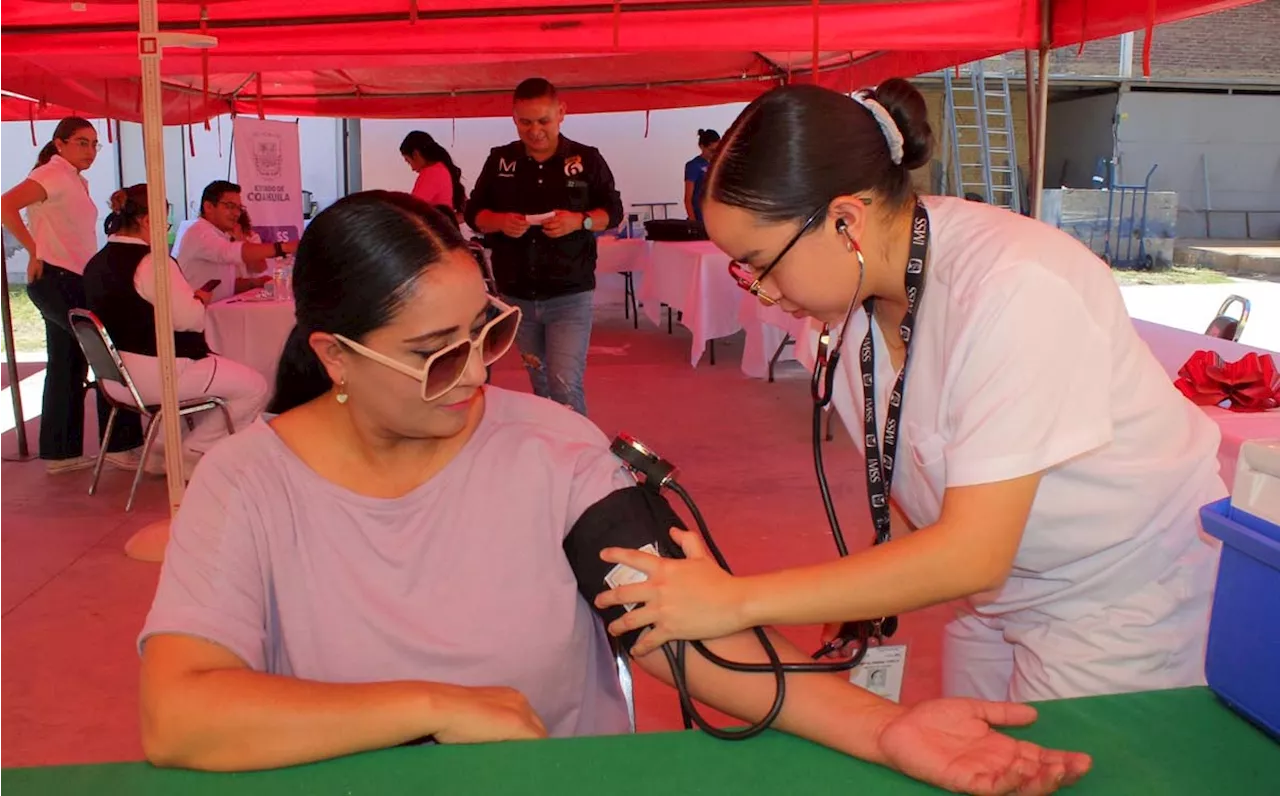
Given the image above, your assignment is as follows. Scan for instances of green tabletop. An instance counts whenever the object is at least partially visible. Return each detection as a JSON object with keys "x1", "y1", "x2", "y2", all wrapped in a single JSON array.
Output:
[{"x1": 4, "y1": 687, "x2": 1276, "y2": 794}]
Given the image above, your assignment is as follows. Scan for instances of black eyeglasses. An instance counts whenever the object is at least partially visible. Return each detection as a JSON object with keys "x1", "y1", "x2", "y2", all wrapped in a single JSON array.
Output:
[{"x1": 727, "y1": 204, "x2": 827, "y2": 307}]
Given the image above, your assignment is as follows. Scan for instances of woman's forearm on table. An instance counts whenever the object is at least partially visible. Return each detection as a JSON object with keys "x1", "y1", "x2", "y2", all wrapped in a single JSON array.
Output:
[
  {"x1": 633, "y1": 629, "x2": 901, "y2": 765},
  {"x1": 740, "y1": 523, "x2": 1000, "y2": 628},
  {"x1": 141, "y1": 668, "x2": 449, "y2": 771}
]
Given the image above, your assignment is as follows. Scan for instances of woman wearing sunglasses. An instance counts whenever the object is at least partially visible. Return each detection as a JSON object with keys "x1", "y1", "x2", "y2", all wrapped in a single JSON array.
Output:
[
  {"x1": 136, "y1": 191, "x2": 1087, "y2": 793},
  {"x1": 596, "y1": 80, "x2": 1224, "y2": 704}
]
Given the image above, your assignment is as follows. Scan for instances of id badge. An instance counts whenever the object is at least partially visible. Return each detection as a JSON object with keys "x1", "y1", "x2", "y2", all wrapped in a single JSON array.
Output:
[{"x1": 849, "y1": 644, "x2": 907, "y2": 703}]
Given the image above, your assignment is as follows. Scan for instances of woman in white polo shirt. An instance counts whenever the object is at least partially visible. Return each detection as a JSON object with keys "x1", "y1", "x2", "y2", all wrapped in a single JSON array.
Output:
[
  {"x1": 594, "y1": 80, "x2": 1226, "y2": 703},
  {"x1": 1, "y1": 117, "x2": 143, "y2": 474}
]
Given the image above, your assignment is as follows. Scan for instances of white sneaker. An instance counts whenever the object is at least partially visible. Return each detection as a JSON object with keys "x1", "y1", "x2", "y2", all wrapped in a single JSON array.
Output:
[
  {"x1": 143, "y1": 451, "x2": 200, "y2": 482},
  {"x1": 45, "y1": 456, "x2": 95, "y2": 475},
  {"x1": 105, "y1": 447, "x2": 144, "y2": 471}
]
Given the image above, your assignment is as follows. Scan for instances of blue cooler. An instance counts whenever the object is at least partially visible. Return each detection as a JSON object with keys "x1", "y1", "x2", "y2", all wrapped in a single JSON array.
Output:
[{"x1": 1200, "y1": 439, "x2": 1280, "y2": 740}]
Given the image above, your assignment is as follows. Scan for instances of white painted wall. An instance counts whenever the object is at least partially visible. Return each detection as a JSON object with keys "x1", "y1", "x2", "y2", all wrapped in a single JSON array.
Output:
[
  {"x1": 359, "y1": 102, "x2": 748, "y2": 224},
  {"x1": 1115, "y1": 91, "x2": 1280, "y2": 239}
]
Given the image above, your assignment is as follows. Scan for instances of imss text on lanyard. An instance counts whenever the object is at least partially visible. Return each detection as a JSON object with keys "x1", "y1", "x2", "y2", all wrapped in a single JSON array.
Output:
[{"x1": 813, "y1": 200, "x2": 930, "y2": 659}]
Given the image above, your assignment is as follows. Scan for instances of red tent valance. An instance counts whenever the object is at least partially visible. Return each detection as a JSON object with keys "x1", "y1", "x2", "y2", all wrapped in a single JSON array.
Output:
[{"x1": 0, "y1": 0, "x2": 1259, "y2": 123}]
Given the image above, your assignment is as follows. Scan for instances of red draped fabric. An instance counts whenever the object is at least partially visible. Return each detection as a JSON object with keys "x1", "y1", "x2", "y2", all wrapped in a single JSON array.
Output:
[{"x1": 0, "y1": 0, "x2": 1259, "y2": 123}]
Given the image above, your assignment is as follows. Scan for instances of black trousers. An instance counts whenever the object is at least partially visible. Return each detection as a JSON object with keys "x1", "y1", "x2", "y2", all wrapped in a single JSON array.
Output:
[{"x1": 25, "y1": 263, "x2": 143, "y2": 460}]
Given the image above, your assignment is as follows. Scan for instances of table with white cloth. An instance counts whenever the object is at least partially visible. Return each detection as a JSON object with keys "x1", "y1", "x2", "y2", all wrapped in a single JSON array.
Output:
[
  {"x1": 739, "y1": 296, "x2": 813, "y2": 380},
  {"x1": 636, "y1": 241, "x2": 743, "y2": 367},
  {"x1": 1133, "y1": 319, "x2": 1279, "y2": 487},
  {"x1": 596, "y1": 237, "x2": 647, "y2": 328},
  {"x1": 204, "y1": 295, "x2": 297, "y2": 387}
]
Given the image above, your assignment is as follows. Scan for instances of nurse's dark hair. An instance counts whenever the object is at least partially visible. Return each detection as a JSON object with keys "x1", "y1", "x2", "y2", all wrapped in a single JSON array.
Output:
[
  {"x1": 707, "y1": 79, "x2": 933, "y2": 222},
  {"x1": 34, "y1": 117, "x2": 95, "y2": 168},
  {"x1": 268, "y1": 191, "x2": 470, "y2": 414},
  {"x1": 104, "y1": 184, "x2": 150, "y2": 235}
]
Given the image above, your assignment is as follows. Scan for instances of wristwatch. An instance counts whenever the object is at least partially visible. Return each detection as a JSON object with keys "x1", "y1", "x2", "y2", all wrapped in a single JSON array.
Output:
[{"x1": 581, "y1": 213, "x2": 594, "y2": 232}]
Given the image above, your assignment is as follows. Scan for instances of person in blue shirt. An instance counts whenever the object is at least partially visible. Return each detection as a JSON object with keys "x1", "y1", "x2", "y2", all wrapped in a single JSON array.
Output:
[{"x1": 683, "y1": 129, "x2": 720, "y2": 225}]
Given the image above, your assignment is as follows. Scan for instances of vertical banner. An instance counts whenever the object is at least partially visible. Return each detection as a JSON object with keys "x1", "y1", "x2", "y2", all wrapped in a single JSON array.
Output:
[{"x1": 232, "y1": 117, "x2": 303, "y2": 244}]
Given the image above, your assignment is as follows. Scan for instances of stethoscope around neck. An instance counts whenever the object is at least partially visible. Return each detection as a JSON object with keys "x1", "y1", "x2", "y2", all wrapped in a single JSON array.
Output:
[{"x1": 807, "y1": 243, "x2": 902, "y2": 654}]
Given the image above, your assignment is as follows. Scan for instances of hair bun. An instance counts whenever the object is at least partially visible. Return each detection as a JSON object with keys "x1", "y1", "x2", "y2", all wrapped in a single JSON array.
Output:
[
  {"x1": 873, "y1": 78, "x2": 933, "y2": 170},
  {"x1": 109, "y1": 189, "x2": 128, "y2": 214}
]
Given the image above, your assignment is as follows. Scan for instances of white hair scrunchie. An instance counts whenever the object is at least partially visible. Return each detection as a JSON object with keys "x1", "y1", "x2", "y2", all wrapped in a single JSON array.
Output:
[{"x1": 852, "y1": 89, "x2": 905, "y2": 166}]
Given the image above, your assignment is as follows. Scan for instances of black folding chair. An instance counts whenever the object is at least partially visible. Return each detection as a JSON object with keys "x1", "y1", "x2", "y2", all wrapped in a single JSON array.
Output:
[{"x1": 68, "y1": 309, "x2": 233, "y2": 511}]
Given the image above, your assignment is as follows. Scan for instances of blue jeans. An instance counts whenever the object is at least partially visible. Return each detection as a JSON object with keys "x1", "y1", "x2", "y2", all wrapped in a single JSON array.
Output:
[{"x1": 505, "y1": 291, "x2": 594, "y2": 415}]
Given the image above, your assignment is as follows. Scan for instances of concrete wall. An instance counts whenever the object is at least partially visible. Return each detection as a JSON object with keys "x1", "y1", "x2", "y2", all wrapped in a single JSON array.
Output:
[
  {"x1": 1042, "y1": 188, "x2": 1178, "y2": 268},
  {"x1": 1045, "y1": 92, "x2": 1119, "y2": 190},
  {"x1": 989, "y1": 1, "x2": 1280, "y2": 80},
  {"x1": 1114, "y1": 91, "x2": 1280, "y2": 239}
]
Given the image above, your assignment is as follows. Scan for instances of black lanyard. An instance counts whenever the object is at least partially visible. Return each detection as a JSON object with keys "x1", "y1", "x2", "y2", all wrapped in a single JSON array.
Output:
[{"x1": 860, "y1": 201, "x2": 930, "y2": 545}]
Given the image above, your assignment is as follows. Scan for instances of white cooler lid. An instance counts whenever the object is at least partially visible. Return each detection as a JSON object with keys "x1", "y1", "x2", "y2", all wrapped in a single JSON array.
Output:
[{"x1": 1231, "y1": 439, "x2": 1280, "y2": 527}]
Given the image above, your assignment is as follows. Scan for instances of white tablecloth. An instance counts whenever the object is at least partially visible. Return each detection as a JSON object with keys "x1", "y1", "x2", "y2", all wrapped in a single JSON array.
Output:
[
  {"x1": 596, "y1": 237, "x2": 648, "y2": 275},
  {"x1": 636, "y1": 241, "x2": 743, "y2": 367},
  {"x1": 205, "y1": 297, "x2": 297, "y2": 387},
  {"x1": 739, "y1": 296, "x2": 814, "y2": 379},
  {"x1": 1133, "y1": 319, "x2": 1279, "y2": 487}
]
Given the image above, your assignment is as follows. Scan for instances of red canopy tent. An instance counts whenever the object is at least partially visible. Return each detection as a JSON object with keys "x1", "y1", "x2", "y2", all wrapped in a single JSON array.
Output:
[
  {"x1": 0, "y1": 0, "x2": 1259, "y2": 525},
  {"x1": 0, "y1": 0, "x2": 1259, "y2": 124}
]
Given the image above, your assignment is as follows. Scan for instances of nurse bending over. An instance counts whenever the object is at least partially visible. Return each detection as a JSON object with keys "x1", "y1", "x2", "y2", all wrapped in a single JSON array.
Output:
[
  {"x1": 137, "y1": 192, "x2": 1088, "y2": 794},
  {"x1": 597, "y1": 79, "x2": 1225, "y2": 703}
]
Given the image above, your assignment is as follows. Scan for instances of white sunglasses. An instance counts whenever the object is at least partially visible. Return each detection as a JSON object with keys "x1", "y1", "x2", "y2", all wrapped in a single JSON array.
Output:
[{"x1": 334, "y1": 296, "x2": 521, "y2": 402}]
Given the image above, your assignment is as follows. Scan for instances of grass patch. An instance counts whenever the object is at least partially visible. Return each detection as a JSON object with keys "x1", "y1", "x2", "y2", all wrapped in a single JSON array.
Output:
[
  {"x1": 1113, "y1": 266, "x2": 1234, "y2": 287},
  {"x1": 1, "y1": 286, "x2": 46, "y2": 356}
]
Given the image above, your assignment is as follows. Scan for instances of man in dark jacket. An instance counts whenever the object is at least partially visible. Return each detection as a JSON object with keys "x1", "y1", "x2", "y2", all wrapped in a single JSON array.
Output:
[{"x1": 465, "y1": 78, "x2": 623, "y2": 416}]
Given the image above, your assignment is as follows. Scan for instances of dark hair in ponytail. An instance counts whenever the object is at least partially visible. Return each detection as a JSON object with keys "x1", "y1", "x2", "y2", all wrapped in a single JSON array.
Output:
[
  {"x1": 399, "y1": 131, "x2": 467, "y2": 213},
  {"x1": 34, "y1": 117, "x2": 95, "y2": 169},
  {"x1": 697, "y1": 128, "x2": 721, "y2": 148},
  {"x1": 708, "y1": 78, "x2": 934, "y2": 224},
  {"x1": 267, "y1": 191, "x2": 470, "y2": 414},
  {"x1": 104, "y1": 184, "x2": 150, "y2": 235}
]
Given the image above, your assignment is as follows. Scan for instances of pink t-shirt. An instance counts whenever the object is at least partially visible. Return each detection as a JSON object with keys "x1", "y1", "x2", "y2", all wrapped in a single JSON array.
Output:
[
  {"x1": 139, "y1": 387, "x2": 634, "y2": 737},
  {"x1": 411, "y1": 162, "x2": 455, "y2": 208}
]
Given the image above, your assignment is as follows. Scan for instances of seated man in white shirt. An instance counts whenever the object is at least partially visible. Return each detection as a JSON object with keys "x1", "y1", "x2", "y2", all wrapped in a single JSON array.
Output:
[{"x1": 173, "y1": 180, "x2": 298, "y2": 302}]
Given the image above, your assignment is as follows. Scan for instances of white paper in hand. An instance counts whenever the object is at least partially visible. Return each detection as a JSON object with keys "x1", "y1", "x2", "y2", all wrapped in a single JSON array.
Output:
[{"x1": 525, "y1": 212, "x2": 556, "y2": 225}]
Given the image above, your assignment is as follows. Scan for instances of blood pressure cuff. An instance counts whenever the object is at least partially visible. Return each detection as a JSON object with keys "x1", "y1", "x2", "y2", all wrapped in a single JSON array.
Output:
[{"x1": 564, "y1": 486, "x2": 687, "y2": 654}]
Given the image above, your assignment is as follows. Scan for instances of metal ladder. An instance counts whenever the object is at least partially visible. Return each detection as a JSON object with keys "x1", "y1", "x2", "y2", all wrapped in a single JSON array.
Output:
[{"x1": 942, "y1": 61, "x2": 1022, "y2": 214}]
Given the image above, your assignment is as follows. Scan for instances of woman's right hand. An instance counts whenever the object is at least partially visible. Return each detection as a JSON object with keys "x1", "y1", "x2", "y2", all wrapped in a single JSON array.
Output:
[
  {"x1": 431, "y1": 684, "x2": 548, "y2": 744},
  {"x1": 26, "y1": 254, "x2": 42, "y2": 283}
]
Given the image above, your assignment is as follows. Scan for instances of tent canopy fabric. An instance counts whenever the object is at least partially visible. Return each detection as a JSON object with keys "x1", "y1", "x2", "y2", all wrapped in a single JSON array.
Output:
[{"x1": 0, "y1": 0, "x2": 1258, "y2": 123}]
